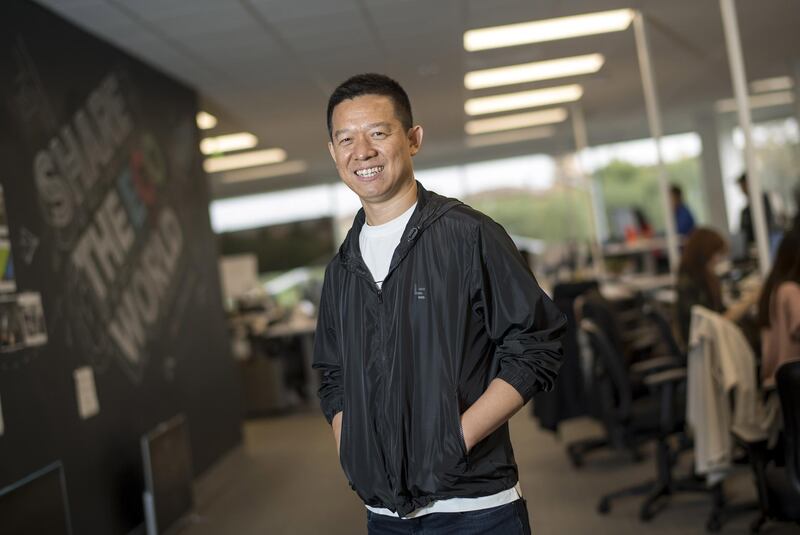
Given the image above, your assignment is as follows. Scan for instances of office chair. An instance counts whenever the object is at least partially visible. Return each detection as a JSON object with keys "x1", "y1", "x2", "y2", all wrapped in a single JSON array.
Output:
[
  {"x1": 567, "y1": 292, "x2": 677, "y2": 467},
  {"x1": 581, "y1": 319, "x2": 709, "y2": 522},
  {"x1": 750, "y1": 360, "x2": 800, "y2": 533}
]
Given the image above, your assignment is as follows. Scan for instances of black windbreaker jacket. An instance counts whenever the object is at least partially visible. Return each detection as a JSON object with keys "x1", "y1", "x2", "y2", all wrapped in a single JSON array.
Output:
[{"x1": 313, "y1": 182, "x2": 567, "y2": 516}]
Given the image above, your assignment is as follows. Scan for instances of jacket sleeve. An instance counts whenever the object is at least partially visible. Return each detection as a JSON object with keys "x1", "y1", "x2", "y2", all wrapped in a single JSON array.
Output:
[
  {"x1": 312, "y1": 266, "x2": 344, "y2": 424},
  {"x1": 471, "y1": 218, "x2": 567, "y2": 403}
]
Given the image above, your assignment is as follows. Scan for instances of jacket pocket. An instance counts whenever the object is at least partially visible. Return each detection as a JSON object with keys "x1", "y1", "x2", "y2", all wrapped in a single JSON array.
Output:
[
  {"x1": 339, "y1": 409, "x2": 355, "y2": 489},
  {"x1": 453, "y1": 394, "x2": 469, "y2": 468}
]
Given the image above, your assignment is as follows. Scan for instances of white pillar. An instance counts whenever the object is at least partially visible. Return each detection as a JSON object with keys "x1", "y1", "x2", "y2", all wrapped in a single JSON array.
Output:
[
  {"x1": 695, "y1": 112, "x2": 730, "y2": 236},
  {"x1": 570, "y1": 103, "x2": 606, "y2": 279},
  {"x1": 719, "y1": 0, "x2": 770, "y2": 275},
  {"x1": 633, "y1": 11, "x2": 680, "y2": 272}
]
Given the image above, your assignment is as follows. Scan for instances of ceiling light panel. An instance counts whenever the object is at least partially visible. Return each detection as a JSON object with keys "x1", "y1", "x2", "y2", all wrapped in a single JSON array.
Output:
[
  {"x1": 465, "y1": 54, "x2": 605, "y2": 90},
  {"x1": 749, "y1": 76, "x2": 793, "y2": 94},
  {"x1": 200, "y1": 132, "x2": 258, "y2": 155},
  {"x1": 465, "y1": 85, "x2": 582, "y2": 116},
  {"x1": 465, "y1": 108, "x2": 568, "y2": 135},
  {"x1": 465, "y1": 126, "x2": 555, "y2": 148},
  {"x1": 204, "y1": 148, "x2": 288, "y2": 173},
  {"x1": 196, "y1": 111, "x2": 217, "y2": 130},
  {"x1": 464, "y1": 9, "x2": 635, "y2": 51},
  {"x1": 714, "y1": 91, "x2": 794, "y2": 113},
  {"x1": 220, "y1": 161, "x2": 309, "y2": 184}
]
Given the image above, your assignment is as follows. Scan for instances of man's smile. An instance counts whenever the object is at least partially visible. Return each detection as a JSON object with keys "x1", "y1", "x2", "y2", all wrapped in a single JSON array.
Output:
[{"x1": 354, "y1": 165, "x2": 384, "y2": 178}]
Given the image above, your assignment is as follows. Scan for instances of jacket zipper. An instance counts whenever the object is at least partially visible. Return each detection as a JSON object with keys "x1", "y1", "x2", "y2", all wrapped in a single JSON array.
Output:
[{"x1": 374, "y1": 282, "x2": 397, "y2": 499}]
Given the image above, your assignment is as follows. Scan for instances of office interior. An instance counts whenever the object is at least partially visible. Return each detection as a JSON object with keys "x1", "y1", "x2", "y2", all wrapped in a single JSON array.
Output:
[{"x1": 0, "y1": 0, "x2": 799, "y2": 534}]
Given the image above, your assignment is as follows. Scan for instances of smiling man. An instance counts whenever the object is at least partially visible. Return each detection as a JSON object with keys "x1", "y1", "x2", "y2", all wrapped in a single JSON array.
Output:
[{"x1": 313, "y1": 73, "x2": 566, "y2": 535}]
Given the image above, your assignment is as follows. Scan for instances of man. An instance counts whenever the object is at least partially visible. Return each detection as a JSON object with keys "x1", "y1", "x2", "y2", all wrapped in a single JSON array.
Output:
[
  {"x1": 669, "y1": 184, "x2": 696, "y2": 237},
  {"x1": 313, "y1": 73, "x2": 566, "y2": 534},
  {"x1": 737, "y1": 173, "x2": 775, "y2": 247}
]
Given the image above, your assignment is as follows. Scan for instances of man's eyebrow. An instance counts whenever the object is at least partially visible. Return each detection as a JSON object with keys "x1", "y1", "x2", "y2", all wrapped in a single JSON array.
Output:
[
  {"x1": 365, "y1": 121, "x2": 393, "y2": 130},
  {"x1": 333, "y1": 122, "x2": 394, "y2": 139},
  {"x1": 333, "y1": 127, "x2": 351, "y2": 139}
]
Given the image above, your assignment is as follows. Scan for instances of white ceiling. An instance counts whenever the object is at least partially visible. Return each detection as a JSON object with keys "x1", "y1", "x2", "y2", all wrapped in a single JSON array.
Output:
[{"x1": 35, "y1": 0, "x2": 800, "y2": 198}]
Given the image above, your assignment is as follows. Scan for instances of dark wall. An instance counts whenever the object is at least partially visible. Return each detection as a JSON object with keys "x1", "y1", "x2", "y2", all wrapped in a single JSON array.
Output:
[{"x1": 0, "y1": 2, "x2": 242, "y2": 534}]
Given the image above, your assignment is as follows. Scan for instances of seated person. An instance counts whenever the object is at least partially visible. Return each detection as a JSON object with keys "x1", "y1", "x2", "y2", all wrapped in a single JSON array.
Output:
[
  {"x1": 757, "y1": 228, "x2": 800, "y2": 388},
  {"x1": 675, "y1": 227, "x2": 759, "y2": 346},
  {"x1": 670, "y1": 184, "x2": 696, "y2": 237},
  {"x1": 738, "y1": 173, "x2": 776, "y2": 247}
]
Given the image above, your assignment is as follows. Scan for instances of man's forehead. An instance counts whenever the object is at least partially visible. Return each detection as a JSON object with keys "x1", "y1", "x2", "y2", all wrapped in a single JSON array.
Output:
[{"x1": 332, "y1": 97, "x2": 401, "y2": 129}]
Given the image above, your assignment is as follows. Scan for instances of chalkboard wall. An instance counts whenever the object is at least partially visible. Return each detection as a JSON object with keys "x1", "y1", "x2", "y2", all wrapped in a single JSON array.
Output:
[{"x1": 0, "y1": 2, "x2": 243, "y2": 533}]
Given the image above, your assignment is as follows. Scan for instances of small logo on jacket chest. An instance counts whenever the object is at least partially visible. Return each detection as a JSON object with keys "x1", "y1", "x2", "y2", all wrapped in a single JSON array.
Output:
[{"x1": 413, "y1": 283, "x2": 426, "y2": 300}]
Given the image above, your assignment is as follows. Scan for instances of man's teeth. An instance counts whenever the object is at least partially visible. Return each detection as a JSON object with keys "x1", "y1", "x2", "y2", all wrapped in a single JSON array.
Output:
[{"x1": 355, "y1": 166, "x2": 383, "y2": 178}]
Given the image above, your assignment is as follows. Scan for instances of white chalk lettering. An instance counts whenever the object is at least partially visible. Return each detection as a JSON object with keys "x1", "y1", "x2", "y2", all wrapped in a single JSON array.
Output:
[
  {"x1": 104, "y1": 208, "x2": 184, "y2": 365},
  {"x1": 71, "y1": 189, "x2": 134, "y2": 300}
]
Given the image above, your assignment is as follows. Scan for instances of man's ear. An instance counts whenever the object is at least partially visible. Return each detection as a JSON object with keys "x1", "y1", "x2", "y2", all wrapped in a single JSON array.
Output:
[
  {"x1": 327, "y1": 140, "x2": 336, "y2": 162},
  {"x1": 408, "y1": 125, "x2": 423, "y2": 156}
]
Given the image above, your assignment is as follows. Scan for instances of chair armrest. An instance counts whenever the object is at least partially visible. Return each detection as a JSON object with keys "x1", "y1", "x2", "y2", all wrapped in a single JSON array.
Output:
[
  {"x1": 624, "y1": 326, "x2": 661, "y2": 351},
  {"x1": 631, "y1": 356, "x2": 682, "y2": 375},
  {"x1": 643, "y1": 367, "x2": 687, "y2": 387}
]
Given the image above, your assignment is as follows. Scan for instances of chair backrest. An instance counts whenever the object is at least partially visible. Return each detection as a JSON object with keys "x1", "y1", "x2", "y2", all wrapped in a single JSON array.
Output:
[
  {"x1": 579, "y1": 289, "x2": 627, "y2": 356},
  {"x1": 645, "y1": 305, "x2": 685, "y2": 364},
  {"x1": 775, "y1": 360, "x2": 800, "y2": 495},
  {"x1": 579, "y1": 318, "x2": 633, "y2": 423}
]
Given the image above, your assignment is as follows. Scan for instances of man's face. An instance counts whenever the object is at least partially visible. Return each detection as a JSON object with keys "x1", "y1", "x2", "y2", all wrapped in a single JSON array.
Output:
[{"x1": 328, "y1": 94, "x2": 422, "y2": 206}]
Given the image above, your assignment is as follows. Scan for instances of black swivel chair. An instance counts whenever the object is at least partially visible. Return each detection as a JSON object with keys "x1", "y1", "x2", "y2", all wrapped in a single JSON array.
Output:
[
  {"x1": 750, "y1": 360, "x2": 800, "y2": 533},
  {"x1": 580, "y1": 319, "x2": 708, "y2": 522},
  {"x1": 567, "y1": 292, "x2": 678, "y2": 467}
]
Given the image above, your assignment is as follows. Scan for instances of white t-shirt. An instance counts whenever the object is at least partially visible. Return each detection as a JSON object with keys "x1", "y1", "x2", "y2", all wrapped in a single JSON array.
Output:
[
  {"x1": 359, "y1": 202, "x2": 417, "y2": 288},
  {"x1": 359, "y1": 203, "x2": 521, "y2": 517}
]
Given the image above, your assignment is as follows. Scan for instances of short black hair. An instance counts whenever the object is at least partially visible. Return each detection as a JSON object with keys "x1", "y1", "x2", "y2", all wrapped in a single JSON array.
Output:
[
  {"x1": 737, "y1": 173, "x2": 748, "y2": 184},
  {"x1": 326, "y1": 73, "x2": 413, "y2": 139},
  {"x1": 670, "y1": 184, "x2": 683, "y2": 198}
]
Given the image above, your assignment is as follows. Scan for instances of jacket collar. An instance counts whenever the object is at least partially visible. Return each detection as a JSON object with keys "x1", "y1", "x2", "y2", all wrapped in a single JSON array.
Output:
[{"x1": 338, "y1": 181, "x2": 462, "y2": 275}]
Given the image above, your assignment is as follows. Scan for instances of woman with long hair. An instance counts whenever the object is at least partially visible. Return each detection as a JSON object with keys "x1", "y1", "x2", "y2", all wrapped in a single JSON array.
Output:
[
  {"x1": 756, "y1": 228, "x2": 800, "y2": 387},
  {"x1": 675, "y1": 227, "x2": 728, "y2": 344}
]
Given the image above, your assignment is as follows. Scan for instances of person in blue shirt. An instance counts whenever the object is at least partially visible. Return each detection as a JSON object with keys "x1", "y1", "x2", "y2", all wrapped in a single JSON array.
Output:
[{"x1": 670, "y1": 184, "x2": 696, "y2": 237}]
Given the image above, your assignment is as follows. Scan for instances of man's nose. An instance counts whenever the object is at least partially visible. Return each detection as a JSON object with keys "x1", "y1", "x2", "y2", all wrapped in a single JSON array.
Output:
[{"x1": 353, "y1": 136, "x2": 376, "y2": 160}]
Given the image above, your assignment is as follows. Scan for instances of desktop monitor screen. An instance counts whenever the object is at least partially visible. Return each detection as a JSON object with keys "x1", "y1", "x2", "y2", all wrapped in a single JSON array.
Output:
[
  {"x1": 141, "y1": 414, "x2": 193, "y2": 535},
  {"x1": 0, "y1": 461, "x2": 72, "y2": 535}
]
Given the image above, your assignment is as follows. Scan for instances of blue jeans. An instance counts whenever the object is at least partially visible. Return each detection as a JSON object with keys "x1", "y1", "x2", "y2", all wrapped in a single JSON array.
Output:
[{"x1": 366, "y1": 498, "x2": 532, "y2": 534}]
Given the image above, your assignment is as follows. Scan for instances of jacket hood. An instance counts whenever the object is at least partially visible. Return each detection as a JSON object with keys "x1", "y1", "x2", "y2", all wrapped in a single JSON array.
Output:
[{"x1": 338, "y1": 181, "x2": 462, "y2": 274}]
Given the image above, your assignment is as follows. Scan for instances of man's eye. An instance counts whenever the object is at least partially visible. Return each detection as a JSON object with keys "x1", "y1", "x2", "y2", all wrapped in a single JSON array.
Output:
[
  {"x1": 339, "y1": 137, "x2": 352, "y2": 145},
  {"x1": 372, "y1": 132, "x2": 386, "y2": 138}
]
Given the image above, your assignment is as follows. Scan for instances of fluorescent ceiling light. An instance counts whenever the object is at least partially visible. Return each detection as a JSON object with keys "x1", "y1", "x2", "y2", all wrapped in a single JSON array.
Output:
[
  {"x1": 465, "y1": 107, "x2": 568, "y2": 135},
  {"x1": 204, "y1": 148, "x2": 287, "y2": 173},
  {"x1": 465, "y1": 84, "x2": 582, "y2": 116},
  {"x1": 465, "y1": 54, "x2": 604, "y2": 90},
  {"x1": 464, "y1": 9, "x2": 634, "y2": 51},
  {"x1": 220, "y1": 160, "x2": 308, "y2": 184},
  {"x1": 466, "y1": 126, "x2": 555, "y2": 148},
  {"x1": 714, "y1": 91, "x2": 794, "y2": 113},
  {"x1": 750, "y1": 76, "x2": 793, "y2": 94},
  {"x1": 200, "y1": 132, "x2": 258, "y2": 155},
  {"x1": 196, "y1": 111, "x2": 217, "y2": 130}
]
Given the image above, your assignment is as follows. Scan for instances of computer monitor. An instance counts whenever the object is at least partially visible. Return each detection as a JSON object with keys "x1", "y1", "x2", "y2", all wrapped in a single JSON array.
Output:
[
  {"x1": 0, "y1": 461, "x2": 72, "y2": 535},
  {"x1": 141, "y1": 414, "x2": 194, "y2": 535}
]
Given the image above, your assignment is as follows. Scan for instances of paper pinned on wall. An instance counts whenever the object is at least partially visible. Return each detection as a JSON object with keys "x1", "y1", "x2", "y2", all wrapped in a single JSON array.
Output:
[
  {"x1": 17, "y1": 292, "x2": 47, "y2": 346},
  {"x1": 74, "y1": 366, "x2": 100, "y2": 419}
]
